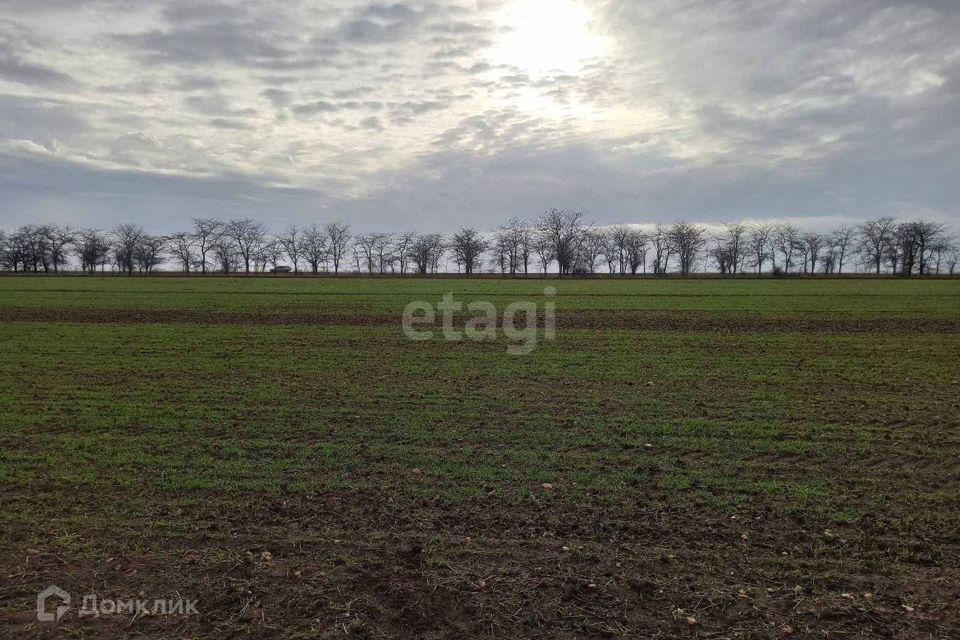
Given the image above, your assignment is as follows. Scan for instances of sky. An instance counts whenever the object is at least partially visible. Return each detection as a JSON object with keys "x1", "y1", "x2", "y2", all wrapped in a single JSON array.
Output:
[{"x1": 0, "y1": 0, "x2": 958, "y2": 234}]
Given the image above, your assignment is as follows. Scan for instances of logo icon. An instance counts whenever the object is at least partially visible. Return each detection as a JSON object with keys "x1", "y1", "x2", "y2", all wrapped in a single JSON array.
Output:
[{"x1": 37, "y1": 585, "x2": 70, "y2": 622}]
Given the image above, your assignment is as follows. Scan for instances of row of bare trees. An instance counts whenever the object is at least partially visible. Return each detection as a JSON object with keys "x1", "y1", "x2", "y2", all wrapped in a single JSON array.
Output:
[
  {"x1": 1, "y1": 213, "x2": 955, "y2": 276},
  {"x1": 700, "y1": 218, "x2": 956, "y2": 276},
  {"x1": 0, "y1": 220, "x2": 353, "y2": 275}
]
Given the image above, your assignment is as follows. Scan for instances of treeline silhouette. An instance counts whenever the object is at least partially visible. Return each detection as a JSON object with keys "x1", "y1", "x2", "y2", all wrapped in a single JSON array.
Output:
[{"x1": 1, "y1": 210, "x2": 955, "y2": 276}]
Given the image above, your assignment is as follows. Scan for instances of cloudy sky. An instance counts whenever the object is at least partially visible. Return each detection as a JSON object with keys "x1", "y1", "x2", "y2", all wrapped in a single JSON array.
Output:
[{"x1": 0, "y1": 0, "x2": 958, "y2": 233}]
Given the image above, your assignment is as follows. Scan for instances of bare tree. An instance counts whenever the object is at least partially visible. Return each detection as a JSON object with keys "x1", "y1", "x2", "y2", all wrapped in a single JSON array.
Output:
[
  {"x1": 450, "y1": 228, "x2": 487, "y2": 275},
  {"x1": 355, "y1": 233, "x2": 389, "y2": 274},
  {"x1": 374, "y1": 234, "x2": 393, "y2": 274},
  {"x1": 210, "y1": 237, "x2": 237, "y2": 273},
  {"x1": 494, "y1": 221, "x2": 519, "y2": 275},
  {"x1": 301, "y1": 224, "x2": 328, "y2": 274},
  {"x1": 626, "y1": 229, "x2": 649, "y2": 275},
  {"x1": 393, "y1": 232, "x2": 416, "y2": 275},
  {"x1": 191, "y1": 218, "x2": 222, "y2": 275},
  {"x1": 536, "y1": 209, "x2": 588, "y2": 275},
  {"x1": 278, "y1": 226, "x2": 303, "y2": 274},
  {"x1": 831, "y1": 225, "x2": 856, "y2": 274},
  {"x1": 717, "y1": 222, "x2": 748, "y2": 274},
  {"x1": 606, "y1": 226, "x2": 632, "y2": 275},
  {"x1": 651, "y1": 225, "x2": 674, "y2": 275},
  {"x1": 491, "y1": 233, "x2": 509, "y2": 274},
  {"x1": 409, "y1": 233, "x2": 445, "y2": 274},
  {"x1": 12, "y1": 225, "x2": 49, "y2": 273},
  {"x1": 944, "y1": 243, "x2": 959, "y2": 275},
  {"x1": 516, "y1": 221, "x2": 533, "y2": 274},
  {"x1": 133, "y1": 234, "x2": 167, "y2": 274},
  {"x1": 709, "y1": 234, "x2": 735, "y2": 275},
  {"x1": 747, "y1": 223, "x2": 773, "y2": 274},
  {"x1": 858, "y1": 217, "x2": 895, "y2": 275},
  {"x1": 532, "y1": 233, "x2": 554, "y2": 274},
  {"x1": 15, "y1": 228, "x2": 36, "y2": 272},
  {"x1": 576, "y1": 229, "x2": 606, "y2": 274},
  {"x1": 885, "y1": 234, "x2": 902, "y2": 274},
  {"x1": 600, "y1": 232, "x2": 619, "y2": 274},
  {"x1": 354, "y1": 234, "x2": 375, "y2": 273},
  {"x1": 493, "y1": 218, "x2": 532, "y2": 275},
  {"x1": 2, "y1": 229, "x2": 35, "y2": 272},
  {"x1": 803, "y1": 233, "x2": 825, "y2": 274},
  {"x1": 913, "y1": 220, "x2": 946, "y2": 275},
  {"x1": 0, "y1": 230, "x2": 16, "y2": 271},
  {"x1": 773, "y1": 224, "x2": 799, "y2": 274},
  {"x1": 929, "y1": 239, "x2": 952, "y2": 274},
  {"x1": 168, "y1": 231, "x2": 196, "y2": 272},
  {"x1": 351, "y1": 243, "x2": 363, "y2": 272},
  {"x1": 668, "y1": 222, "x2": 706, "y2": 275},
  {"x1": 324, "y1": 222, "x2": 351, "y2": 274},
  {"x1": 112, "y1": 224, "x2": 145, "y2": 275},
  {"x1": 43, "y1": 225, "x2": 76, "y2": 273},
  {"x1": 892, "y1": 220, "x2": 946, "y2": 276},
  {"x1": 223, "y1": 218, "x2": 267, "y2": 274},
  {"x1": 258, "y1": 238, "x2": 284, "y2": 272},
  {"x1": 74, "y1": 229, "x2": 112, "y2": 273}
]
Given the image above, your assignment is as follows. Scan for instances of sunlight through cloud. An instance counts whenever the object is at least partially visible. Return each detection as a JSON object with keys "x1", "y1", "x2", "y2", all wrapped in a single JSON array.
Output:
[{"x1": 490, "y1": 0, "x2": 609, "y2": 75}]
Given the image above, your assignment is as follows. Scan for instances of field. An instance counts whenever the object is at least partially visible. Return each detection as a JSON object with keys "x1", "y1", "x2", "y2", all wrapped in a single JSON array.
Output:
[{"x1": 1, "y1": 276, "x2": 958, "y2": 638}]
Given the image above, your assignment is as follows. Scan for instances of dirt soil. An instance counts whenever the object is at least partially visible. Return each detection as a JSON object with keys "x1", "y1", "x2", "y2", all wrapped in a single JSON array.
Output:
[
  {"x1": 1, "y1": 306, "x2": 957, "y2": 334},
  {"x1": 3, "y1": 490, "x2": 959, "y2": 639}
]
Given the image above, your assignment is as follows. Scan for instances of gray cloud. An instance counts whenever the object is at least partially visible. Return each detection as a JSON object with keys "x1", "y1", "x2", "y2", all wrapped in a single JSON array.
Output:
[
  {"x1": 291, "y1": 100, "x2": 339, "y2": 115},
  {"x1": 261, "y1": 88, "x2": 292, "y2": 107},
  {"x1": 0, "y1": 0, "x2": 958, "y2": 232},
  {"x1": 114, "y1": 21, "x2": 303, "y2": 69},
  {"x1": 360, "y1": 116, "x2": 384, "y2": 132},
  {"x1": 162, "y1": 0, "x2": 243, "y2": 25},
  {"x1": 336, "y1": 2, "x2": 426, "y2": 44},
  {"x1": 209, "y1": 117, "x2": 253, "y2": 130},
  {"x1": 0, "y1": 50, "x2": 75, "y2": 88},
  {"x1": 0, "y1": 21, "x2": 76, "y2": 87}
]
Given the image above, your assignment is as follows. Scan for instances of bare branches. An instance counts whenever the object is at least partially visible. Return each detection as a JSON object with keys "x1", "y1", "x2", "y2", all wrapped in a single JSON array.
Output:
[
  {"x1": 278, "y1": 226, "x2": 303, "y2": 274},
  {"x1": 301, "y1": 224, "x2": 328, "y2": 274},
  {"x1": 668, "y1": 222, "x2": 707, "y2": 275},
  {"x1": 536, "y1": 209, "x2": 588, "y2": 275},
  {"x1": 355, "y1": 233, "x2": 393, "y2": 274},
  {"x1": 747, "y1": 224, "x2": 773, "y2": 275},
  {"x1": 191, "y1": 218, "x2": 222, "y2": 275},
  {"x1": 891, "y1": 220, "x2": 947, "y2": 276},
  {"x1": 133, "y1": 234, "x2": 167, "y2": 274},
  {"x1": 74, "y1": 229, "x2": 111, "y2": 273},
  {"x1": 409, "y1": 233, "x2": 445, "y2": 274},
  {"x1": 324, "y1": 222, "x2": 351, "y2": 274},
  {"x1": 709, "y1": 222, "x2": 748, "y2": 275},
  {"x1": 577, "y1": 230, "x2": 606, "y2": 274},
  {"x1": 493, "y1": 219, "x2": 531, "y2": 275},
  {"x1": 111, "y1": 224, "x2": 145, "y2": 275},
  {"x1": 857, "y1": 218, "x2": 896, "y2": 275},
  {"x1": 43, "y1": 225, "x2": 76, "y2": 273},
  {"x1": 168, "y1": 231, "x2": 196, "y2": 272},
  {"x1": 393, "y1": 232, "x2": 416, "y2": 275},
  {"x1": 0, "y1": 215, "x2": 954, "y2": 276},
  {"x1": 450, "y1": 228, "x2": 487, "y2": 275},
  {"x1": 651, "y1": 225, "x2": 673, "y2": 275},
  {"x1": 829, "y1": 225, "x2": 856, "y2": 274},
  {"x1": 223, "y1": 218, "x2": 267, "y2": 275}
]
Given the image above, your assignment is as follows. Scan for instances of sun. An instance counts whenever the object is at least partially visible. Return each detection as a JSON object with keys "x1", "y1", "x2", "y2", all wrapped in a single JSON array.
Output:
[{"x1": 490, "y1": 0, "x2": 607, "y2": 76}]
